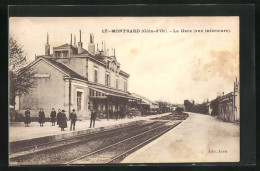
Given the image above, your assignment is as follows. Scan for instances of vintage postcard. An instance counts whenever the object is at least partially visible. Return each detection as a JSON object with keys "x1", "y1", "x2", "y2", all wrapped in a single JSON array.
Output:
[{"x1": 9, "y1": 16, "x2": 239, "y2": 165}]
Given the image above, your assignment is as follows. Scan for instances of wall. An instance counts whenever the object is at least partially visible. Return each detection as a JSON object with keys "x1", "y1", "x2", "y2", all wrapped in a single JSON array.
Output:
[
  {"x1": 234, "y1": 88, "x2": 240, "y2": 121},
  {"x1": 87, "y1": 59, "x2": 106, "y2": 85},
  {"x1": 70, "y1": 80, "x2": 90, "y2": 119},
  {"x1": 88, "y1": 57, "x2": 129, "y2": 91},
  {"x1": 57, "y1": 58, "x2": 86, "y2": 77},
  {"x1": 218, "y1": 93, "x2": 235, "y2": 122},
  {"x1": 19, "y1": 59, "x2": 66, "y2": 118},
  {"x1": 119, "y1": 75, "x2": 127, "y2": 91}
]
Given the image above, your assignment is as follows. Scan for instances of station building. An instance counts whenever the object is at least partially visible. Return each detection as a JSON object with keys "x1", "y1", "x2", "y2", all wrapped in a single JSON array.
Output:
[
  {"x1": 130, "y1": 93, "x2": 159, "y2": 115},
  {"x1": 17, "y1": 31, "x2": 141, "y2": 119},
  {"x1": 131, "y1": 93, "x2": 159, "y2": 111}
]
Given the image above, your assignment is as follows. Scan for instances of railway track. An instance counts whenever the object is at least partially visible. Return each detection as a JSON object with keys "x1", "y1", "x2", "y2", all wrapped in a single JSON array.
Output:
[
  {"x1": 10, "y1": 113, "x2": 188, "y2": 165},
  {"x1": 68, "y1": 121, "x2": 181, "y2": 164},
  {"x1": 10, "y1": 120, "x2": 145, "y2": 153},
  {"x1": 10, "y1": 121, "x2": 166, "y2": 164},
  {"x1": 10, "y1": 120, "x2": 145, "y2": 155}
]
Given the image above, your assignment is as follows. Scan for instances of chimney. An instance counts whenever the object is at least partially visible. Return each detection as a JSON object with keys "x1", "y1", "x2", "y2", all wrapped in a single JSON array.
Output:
[
  {"x1": 114, "y1": 48, "x2": 115, "y2": 56},
  {"x1": 222, "y1": 92, "x2": 224, "y2": 96},
  {"x1": 74, "y1": 34, "x2": 77, "y2": 47},
  {"x1": 88, "y1": 33, "x2": 95, "y2": 55},
  {"x1": 45, "y1": 33, "x2": 50, "y2": 56},
  {"x1": 70, "y1": 33, "x2": 72, "y2": 45},
  {"x1": 78, "y1": 30, "x2": 83, "y2": 54},
  {"x1": 104, "y1": 41, "x2": 106, "y2": 55},
  {"x1": 96, "y1": 43, "x2": 99, "y2": 52},
  {"x1": 234, "y1": 77, "x2": 239, "y2": 92}
]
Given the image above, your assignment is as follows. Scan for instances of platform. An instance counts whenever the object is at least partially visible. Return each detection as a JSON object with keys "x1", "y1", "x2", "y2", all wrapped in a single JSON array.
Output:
[
  {"x1": 122, "y1": 112, "x2": 240, "y2": 163},
  {"x1": 9, "y1": 113, "x2": 170, "y2": 143}
]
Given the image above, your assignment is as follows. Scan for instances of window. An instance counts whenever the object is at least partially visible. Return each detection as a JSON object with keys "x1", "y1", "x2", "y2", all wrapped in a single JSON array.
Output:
[
  {"x1": 116, "y1": 77, "x2": 119, "y2": 89},
  {"x1": 63, "y1": 51, "x2": 68, "y2": 58},
  {"x1": 105, "y1": 73, "x2": 110, "y2": 86},
  {"x1": 94, "y1": 68, "x2": 98, "y2": 83},
  {"x1": 77, "y1": 91, "x2": 82, "y2": 111},
  {"x1": 55, "y1": 51, "x2": 61, "y2": 57},
  {"x1": 89, "y1": 89, "x2": 95, "y2": 97}
]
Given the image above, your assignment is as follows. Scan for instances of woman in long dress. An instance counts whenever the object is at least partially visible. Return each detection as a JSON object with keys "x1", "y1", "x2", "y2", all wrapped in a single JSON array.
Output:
[
  {"x1": 60, "y1": 110, "x2": 67, "y2": 131},
  {"x1": 38, "y1": 108, "x2": 45, "y2": 127},
  {"x1": 24, "y1": 108, "x2": 31, "y2": 127},
  {"x1": 50, "y1": 108, "x2": 56, "y2": 126},
  {"x1": 56, "y1": 109, "x2": 62, "y2": 127}
]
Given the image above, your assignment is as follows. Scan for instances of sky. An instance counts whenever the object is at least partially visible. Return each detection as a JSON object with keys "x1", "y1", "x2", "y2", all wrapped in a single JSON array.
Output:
[{"x1": 9, "y1": 17, "x2": 239, "y2": 104}]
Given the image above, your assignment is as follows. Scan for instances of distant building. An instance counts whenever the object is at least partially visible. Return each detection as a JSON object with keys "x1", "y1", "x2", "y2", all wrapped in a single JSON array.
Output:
[
  {"x1": 209, "y1": 78, "x2": 240, "y2": 122},
  {"x1": 16, "y1": 31, "x2": 140, "y2": 119},
  {"x1": 131, "y1": 93, "x2": 158, "y2": 111},
  {"x1": 205, "y1": 102, "x2": 212, "y2": 115}
]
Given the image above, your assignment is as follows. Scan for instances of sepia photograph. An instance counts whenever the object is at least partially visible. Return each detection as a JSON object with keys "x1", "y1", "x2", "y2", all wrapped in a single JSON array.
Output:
[{"x1": 9, "y1": 16, "x2": 240, "y2": 165}]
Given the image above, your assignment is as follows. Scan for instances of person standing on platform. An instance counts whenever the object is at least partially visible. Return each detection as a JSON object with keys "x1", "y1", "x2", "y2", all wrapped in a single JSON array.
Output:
[
  {"x1": 38, "y1": 108, "x2": 45, "y2": 127},
  {"x1": 115, "y1": 110, "x2": 118, "y2": 121},
  {"x1": 89, "y1": 109, "x2": 97, "y2": 128},
  {"x1": 57, "y1": 109, "x2": 62, "y2": 127},
  {"x1": 69, "y1": 109, "x2": 77, "y2": 131},
  {"x1": 60, "y1": 110, "x2": 67, "y2": 131},
  {"x1": 24, "y1": 108, "x2": 31, "y2": 127},
  {"x1": 50, "y1": 108, "x2": 56, "y2": 126}
]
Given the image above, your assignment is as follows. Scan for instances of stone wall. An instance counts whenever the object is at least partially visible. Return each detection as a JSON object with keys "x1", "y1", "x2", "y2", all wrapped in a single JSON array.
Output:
[{"x1": 19, "y1": 59, "x2": 66, "y2": 118}]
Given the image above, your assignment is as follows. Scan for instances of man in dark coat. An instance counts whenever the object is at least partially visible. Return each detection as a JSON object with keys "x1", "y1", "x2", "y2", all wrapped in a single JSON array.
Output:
[
  {"x1": 114, "y1": 110, "x2": 118, "y2": 121},
  {"x1": 38, "y1": 108, "x2": 45, "y2": 127},
  {"x1": 89, "y1": 109, "x2": 97, "y2": 128},
  {"x1": 69, "y1": 109, "x2": 77, "y2": 131},
  {"x1": 50, "y1": 108, "x2": 56, "y2": 126},
  {"x1": 60, "y1": 110, "x2": 67, "y2": 131},
  {"x1": 57, "y1": 109, "x2": 62, "y2": 127},
  {"x1": 24, "y1": 108, "x2": 31, "y2": 127}
]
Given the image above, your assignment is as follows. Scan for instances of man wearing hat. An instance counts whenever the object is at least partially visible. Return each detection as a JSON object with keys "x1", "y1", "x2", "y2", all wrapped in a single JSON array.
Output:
[
  {"x1": 60, "y1": 110, "x2": 67, "y2": 131},
  {"x1": 50, "y1": 108, "x2": 56, "y2": 126},
  {"x1": 89, "y1": 108, "x2": 97, "y2": 128},
  {"x1": 69, "y1": 109, "x2": 77, "y2": 131}
]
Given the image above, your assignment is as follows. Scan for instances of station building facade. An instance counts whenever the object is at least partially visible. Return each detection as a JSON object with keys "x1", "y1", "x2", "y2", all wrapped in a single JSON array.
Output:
[{"x1": 17, "y1": 32, "x2": 140, "y2": 119}]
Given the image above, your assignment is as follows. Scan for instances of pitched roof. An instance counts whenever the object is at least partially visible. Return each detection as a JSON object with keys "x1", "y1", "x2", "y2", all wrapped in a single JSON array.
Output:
[
  {"x1": 55, "y1": 43, "x2": 71, "y2": 48},
  {"x1": 43, "y1": 57, "x2": 88, "y2": 81},
  {"x1": 81, "y1": 48, "x2": 93, "y2": 56},
  {"x1": 131, "y1": 93, "x2": 157, "y2": 105},
  {"x1": 89, "y1": 85, "x2": 140, "y2": 100}
]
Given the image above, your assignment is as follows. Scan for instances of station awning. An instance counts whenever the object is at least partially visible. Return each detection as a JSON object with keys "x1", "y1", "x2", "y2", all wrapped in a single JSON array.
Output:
[{"x1": 89, "y1": 86, "x2": 141, "y2": 101}]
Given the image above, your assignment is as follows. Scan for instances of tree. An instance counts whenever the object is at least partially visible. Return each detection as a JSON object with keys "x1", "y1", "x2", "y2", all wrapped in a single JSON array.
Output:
[
  {"x1": 192, "y1": 103, "x2": 208, "y2": 114},
  {"x1": 184, "y1": 100, "x2": 194, "y2": 112},
  {"x1": 175, "y1": 107, "x2": 184, "y2": 113},
  {"x1": 9, "y1": 36, "x2": 37, "y2": 107},
  {"x1": 210, "y1": 97, "x2": 220, "y2": 116}
]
